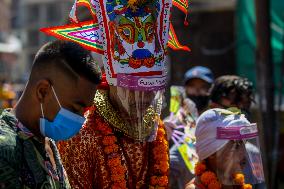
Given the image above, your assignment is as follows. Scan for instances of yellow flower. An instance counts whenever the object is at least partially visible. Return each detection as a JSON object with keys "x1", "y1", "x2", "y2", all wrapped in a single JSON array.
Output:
[
  {"x1": 233, "y1": 173, "x2": 245, "y2": 185},
  {"x1": 242, "y1": 184, "x2": 252, "y2": 189},
  {"x1": 128, "y1": 0, "x2": 137, "y2": 6}
]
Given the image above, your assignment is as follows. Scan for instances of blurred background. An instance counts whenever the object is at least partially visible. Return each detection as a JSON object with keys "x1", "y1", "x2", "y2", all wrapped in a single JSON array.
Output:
[{"x1": 0, "y1": 0, "x2": 283, "y2": 188}]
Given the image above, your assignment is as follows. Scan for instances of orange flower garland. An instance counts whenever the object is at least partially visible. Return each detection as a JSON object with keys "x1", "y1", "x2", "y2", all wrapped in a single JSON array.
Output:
[
  {"x1": 233, "y1": 173, "x2": 245, "y2": 185},
  {"x1": 233, "y1": 173, "x2": 252, "y2": 189},
  {"x1": 200, "y1": 171, "x2": 218, "y2": 186},
  {"x1": 149, "y1": 120, "x2": 170, "y2": 188},
  {"x1": 92, "y1": 106, "x2": 169, "y2": 189},
  {"x1": 194, "y1": 162, "x2": 252, "y2": 189}
]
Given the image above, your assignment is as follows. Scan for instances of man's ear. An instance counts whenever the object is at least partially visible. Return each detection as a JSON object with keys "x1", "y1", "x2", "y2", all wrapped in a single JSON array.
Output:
[{"x1": 36, "y1": 79, "x2": 52, "y2": 103}]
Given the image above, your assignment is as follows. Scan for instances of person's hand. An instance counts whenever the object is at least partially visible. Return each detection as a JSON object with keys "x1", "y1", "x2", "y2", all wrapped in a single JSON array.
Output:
[
  {"x1": 183, "y1": 98, "x2": 198, "y2": 120},
  {"x1": 185, "y1": 181, "x2": 196, "y2": 189},
  {"x1": 164, "y1": 121, "x2": 176, "y2": 140}
]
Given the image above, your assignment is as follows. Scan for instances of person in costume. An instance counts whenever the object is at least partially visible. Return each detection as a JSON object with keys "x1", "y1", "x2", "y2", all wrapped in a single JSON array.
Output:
[
  {"x1": 58, "y1": 74, "x2": 168, "y2": 188},
  {"x1": 51, "y1": 0, "x2": 172, "y2": 188},
  {"x1": 0, "y1": 40, "x2": 101, "y2": 188},
  {"x1": 186, "y1": 108, "x2": 265, "y2": 189}
]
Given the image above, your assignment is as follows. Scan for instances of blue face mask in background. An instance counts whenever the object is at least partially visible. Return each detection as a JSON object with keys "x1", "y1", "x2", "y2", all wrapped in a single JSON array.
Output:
[{"x1": 40, "y1": 86, "x2": 86, "y2": 141}]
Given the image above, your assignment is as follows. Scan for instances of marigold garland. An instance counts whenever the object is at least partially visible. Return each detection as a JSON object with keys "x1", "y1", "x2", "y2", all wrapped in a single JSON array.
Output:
[
  {"x1": 200, "y1": 171, "x2": 217, "y2": 186},
  {"x1": 194, "y1": 162, "x2": 206, "y2": 176},
  {"x1": 194, "y1": 162, "x2": 252, "y2": 189},
  {"x1": 208, "y1": 180, "x2": 221, "y2": 189},
  {"x1": 89, "y1": 106, "x2": 169, "y2": 188},
  {"x1": 233, "y1": 173, "x2": 245, "y2": 185},
  {"x1": 149, "y1": 120, "x2": 170, "y2": 188},
  {"x1": 242, "y1": 184, "x2": 252, "y2": 189},
  {"x1": 233, "y1": 173, "x2": 252, "y2": 189}
]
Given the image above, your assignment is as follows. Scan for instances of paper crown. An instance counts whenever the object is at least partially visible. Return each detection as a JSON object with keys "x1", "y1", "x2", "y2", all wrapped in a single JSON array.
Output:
[{"x1": 41, "y1": 0, "x2": 190, "y2": 91}]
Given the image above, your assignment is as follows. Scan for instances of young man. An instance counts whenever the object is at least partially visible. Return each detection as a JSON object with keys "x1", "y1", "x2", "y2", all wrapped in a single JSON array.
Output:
[{"x1": 0, "y1": 40, "x2": 101, "y2": 188}]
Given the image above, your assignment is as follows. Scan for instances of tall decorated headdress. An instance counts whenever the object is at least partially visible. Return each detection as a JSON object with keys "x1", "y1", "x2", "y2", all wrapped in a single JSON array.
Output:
[
  {"x1": 41, "y1": 0, "x2": 190, "y2": 90},
  {"x1": 41, "y1": 0, "x2": 191, "y2": 141}
]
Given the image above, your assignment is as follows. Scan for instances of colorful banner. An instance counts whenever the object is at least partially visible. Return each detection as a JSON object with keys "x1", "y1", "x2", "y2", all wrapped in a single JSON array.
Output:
[
  {"x1": 168, "y1": 23, "x2": 190, "y2": 51},
  {"x1": 69, "y1": 0, "x2": 96, "y2": 23},
  {"x1": 40, "y1": 21, "x2": 104, "y2": 54},
  {"x1": 173, "y1": 0, "x2": 188, "y2": 14},
  {"x1": 41, "y1": 0, "x2": 193, "y2": 89}
]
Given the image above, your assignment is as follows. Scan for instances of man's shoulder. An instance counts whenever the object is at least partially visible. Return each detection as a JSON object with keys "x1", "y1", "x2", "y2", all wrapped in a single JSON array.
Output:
[
  {"x1": 0, "y1": 118, "x2": 19, "y2": 161},
  {"x1": 0, "y1": 118, "x2": 17, "y2": 145}
]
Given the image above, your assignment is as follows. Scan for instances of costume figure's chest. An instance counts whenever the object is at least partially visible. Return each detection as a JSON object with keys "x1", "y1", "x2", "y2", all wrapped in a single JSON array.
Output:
[{"x1": 94, "y1": 136, "x2": 150, "y2": 189}]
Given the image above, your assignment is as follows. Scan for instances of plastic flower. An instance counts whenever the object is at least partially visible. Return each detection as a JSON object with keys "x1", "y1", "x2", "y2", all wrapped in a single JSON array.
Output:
[
  {"x1": 233, "y1": 173, "x2": 245, "y2": 185},
  {"x1": 194, "y1": 162, "x2": 206, "y2": 176},
  {"x1": 200, "y1": 171, "x2": 218, "y2": 186}
]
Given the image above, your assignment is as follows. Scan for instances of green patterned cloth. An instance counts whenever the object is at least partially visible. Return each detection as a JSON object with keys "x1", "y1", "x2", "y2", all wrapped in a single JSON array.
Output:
[{"x1": 0, "y1": 109, "x2": 71, "y2": 189}]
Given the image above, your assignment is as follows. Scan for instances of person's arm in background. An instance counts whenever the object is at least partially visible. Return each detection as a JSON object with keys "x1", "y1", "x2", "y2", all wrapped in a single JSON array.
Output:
[{"x1": 169, "y1": 145, "x2": 194, "y2": 189}]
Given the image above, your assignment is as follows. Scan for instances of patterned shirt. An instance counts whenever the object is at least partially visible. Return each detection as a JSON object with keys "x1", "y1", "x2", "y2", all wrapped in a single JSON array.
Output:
[{"x1": 0, "y1": 109, "x2": 71, "y2": 189}]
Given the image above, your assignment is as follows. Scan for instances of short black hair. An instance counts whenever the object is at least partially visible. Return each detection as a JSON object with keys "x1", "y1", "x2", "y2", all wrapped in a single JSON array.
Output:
[
  {"x1": 210, "y1": 75, "x2": 254, "y2": 104},
  {"x1": 31, "y1": 40, "x2": 101, "y2": 84}
]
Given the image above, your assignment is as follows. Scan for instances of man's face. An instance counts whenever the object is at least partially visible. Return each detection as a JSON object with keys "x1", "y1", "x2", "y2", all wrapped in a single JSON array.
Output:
[
  {"x1": 185, "y1": 78, "x2": 211, "y2": 97},
  {"x1": 43, "y1": 77, "x2": 97, "y2": 121}
]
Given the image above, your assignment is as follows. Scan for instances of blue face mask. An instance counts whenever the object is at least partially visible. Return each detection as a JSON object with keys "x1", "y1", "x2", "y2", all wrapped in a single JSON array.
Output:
[{"x1": 39, "y1": 86, "x2": 86, "y2": 141}]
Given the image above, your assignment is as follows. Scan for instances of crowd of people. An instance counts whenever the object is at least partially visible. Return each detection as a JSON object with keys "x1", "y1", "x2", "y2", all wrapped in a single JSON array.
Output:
[
  {"x1": 0, "y1": 0, "x2": 267, "y2": 188},
  {"x1": 0, "y1": 41, "x2": 266, "y2": 189}
]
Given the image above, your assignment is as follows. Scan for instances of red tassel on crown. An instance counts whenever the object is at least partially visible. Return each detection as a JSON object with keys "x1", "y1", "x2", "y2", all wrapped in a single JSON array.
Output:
[{"x1": 97, "y1": 73, "x2": 110, "y2": 90}]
